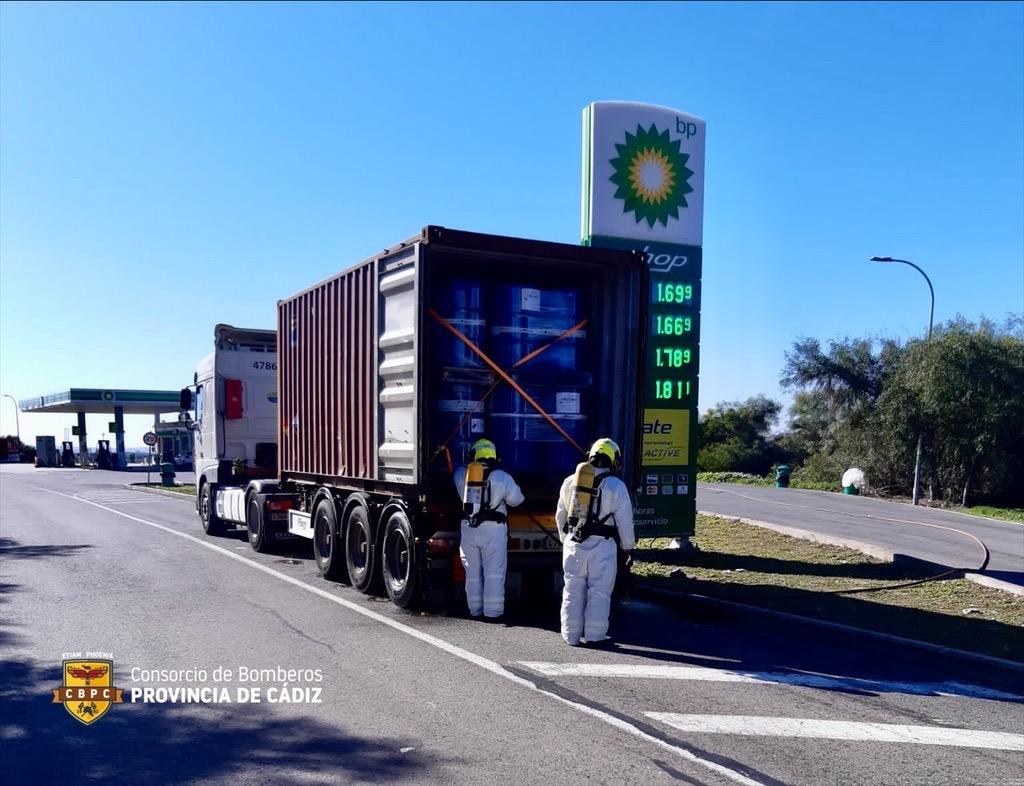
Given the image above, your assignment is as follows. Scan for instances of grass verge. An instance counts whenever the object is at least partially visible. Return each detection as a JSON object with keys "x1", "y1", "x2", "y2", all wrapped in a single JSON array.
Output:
[
  {"x1": 134, "y1": 483, "x2": 196, "y2": 496},
  {"x1": 965, "y1": 505, "x2": 1024, "y2": 525},
  {"x1": 633, "y1": 514, "x2": 1024, "y2": 663}
]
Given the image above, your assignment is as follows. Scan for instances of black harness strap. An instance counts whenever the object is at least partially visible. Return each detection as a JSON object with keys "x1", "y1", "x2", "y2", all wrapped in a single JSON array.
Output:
[
  {"x1": 467, "y1": 468, "x2": 508, "y2": 528},
  {"x1": 569, "y1": 473, "x2": 618, "y2": 543}
]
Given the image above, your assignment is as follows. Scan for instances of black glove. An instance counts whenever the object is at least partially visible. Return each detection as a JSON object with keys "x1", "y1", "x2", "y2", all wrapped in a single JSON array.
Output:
[{"x1": 624, "y1": 550, "x2": 635, "y2": 570}]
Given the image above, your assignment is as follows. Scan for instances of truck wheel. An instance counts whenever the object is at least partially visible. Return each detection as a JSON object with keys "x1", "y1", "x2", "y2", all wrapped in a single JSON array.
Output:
[
  {"x1": 199, "y1": 483, "x2": 224, "y2": 536},
  {"x1": 381, "y1": 510, "x2": 418, "y2": 608},
  {"x1": 344, "y1": 503, "x2": 377, "y2": 594},
  {"x1": 247, "y1": 494, "x2": 273, "y2": 554},
  {"x1": 313, "y1": 500, "x2": 347, "y2": 581}
]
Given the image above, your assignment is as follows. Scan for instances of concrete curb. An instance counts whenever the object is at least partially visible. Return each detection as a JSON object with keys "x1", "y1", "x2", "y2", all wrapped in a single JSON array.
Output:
[
  {"x1": 635, "y1": 583, "x2": 1024, "y2": 673},
  {"x1": 964, "y1": 572, "x2": 1024, "y2": 597},
  {"x1": 699, "y1": 510, "x2": 1024, "y2": 595},
  {"x1": 125, "y1": 483, "x2": 194, "y2": 501}
]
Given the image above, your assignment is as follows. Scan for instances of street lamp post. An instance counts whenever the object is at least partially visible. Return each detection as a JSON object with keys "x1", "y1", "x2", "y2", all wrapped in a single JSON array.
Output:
[
  {"x1": 1, "y1": 394, "x2": 20, "y2": 441},
  {"x1": 870, "y1": 256, "x2": 935, "y2": 505}
]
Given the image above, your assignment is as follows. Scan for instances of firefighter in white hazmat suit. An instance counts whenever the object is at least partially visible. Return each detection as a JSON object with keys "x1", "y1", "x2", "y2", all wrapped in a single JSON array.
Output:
[
  {"x1": 453, "y1": 439, "x2": 524, "y2": 619},
  {"x1": 556, "y1": 438, "x2": 636, "y2": 646}
]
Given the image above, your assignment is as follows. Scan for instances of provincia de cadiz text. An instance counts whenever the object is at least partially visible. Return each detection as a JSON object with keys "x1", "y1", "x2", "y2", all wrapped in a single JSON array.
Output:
[{"x1": 60, "y1": 652, "x2": 325, "y2": 706}]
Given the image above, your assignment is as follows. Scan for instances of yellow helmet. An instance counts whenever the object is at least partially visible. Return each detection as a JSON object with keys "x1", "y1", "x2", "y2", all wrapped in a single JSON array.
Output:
[
  {"x1": 589, "y1": 437, "x2": 621, "y2": 469},
  {"x1": 471, "y1": 438, "x2": 497, "y2": 462}
]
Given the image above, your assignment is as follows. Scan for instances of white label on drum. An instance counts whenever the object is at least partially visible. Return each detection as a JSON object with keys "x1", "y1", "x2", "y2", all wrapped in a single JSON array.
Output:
[
  {"x1": 521, "y1": 287, "x2": 541, "y2": 312},
  {"x1": 471, "y1": 418, "x2": 485, "y2": 434},
  {"x1": 556, "y1": 391, "x2": 581, "y2": 414}
]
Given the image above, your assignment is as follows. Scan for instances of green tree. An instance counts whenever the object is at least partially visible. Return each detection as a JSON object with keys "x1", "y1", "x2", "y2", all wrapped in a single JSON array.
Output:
[
  {"x1": 698, "y1": 396, "x2": 784, "y2": 475},
  {"x1": 780, "y1": 337, "x2": 908, "y2": 487},
  {"x1": 781, "y1": 318, "x2": 1024, "y2": 503},
  {"x1": 878, "y1": 318, "x2": 1024, "y2": 505}
]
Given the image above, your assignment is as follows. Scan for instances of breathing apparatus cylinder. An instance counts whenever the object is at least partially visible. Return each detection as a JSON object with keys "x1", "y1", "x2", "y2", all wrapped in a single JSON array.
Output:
[
  {"x1": 463, "y1": 460, "x2": 486, "y2": 521},
  {"x1": 567, "y1": 461, "x2": 597, "y2": 538}
]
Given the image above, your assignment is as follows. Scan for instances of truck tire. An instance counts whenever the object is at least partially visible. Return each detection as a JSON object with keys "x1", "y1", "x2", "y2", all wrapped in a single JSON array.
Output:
[
  {"x1": 313, "y1": 499, "x2": 347, "y2": 581},
  {"x1": 199, "y1": 483, "x2": 225, "y2": 536},
  {"x1": 381, "y1": 509, "x2": 418, "y2": 608},
  {"x1": 344, "y1": 502, "x2": 377, "y2": 594},
  {"x1": 247, "y1": 493, "x2": 272, "y2": 554}
]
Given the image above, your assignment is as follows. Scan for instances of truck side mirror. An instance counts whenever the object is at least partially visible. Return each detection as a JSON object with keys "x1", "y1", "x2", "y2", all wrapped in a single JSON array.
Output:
[{"x1": 179, "y1": 387, "x2": 193, "y2": 410}]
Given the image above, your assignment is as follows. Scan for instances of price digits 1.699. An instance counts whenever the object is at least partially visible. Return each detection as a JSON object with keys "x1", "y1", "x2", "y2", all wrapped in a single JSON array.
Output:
[{"x1": 654, "y1": 282, "x2": 693, "y2": 304}]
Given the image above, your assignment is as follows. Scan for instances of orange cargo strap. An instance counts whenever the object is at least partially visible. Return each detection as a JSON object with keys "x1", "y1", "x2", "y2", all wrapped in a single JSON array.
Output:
[
  {"x1": 434, "y1": 317, "x2": 588, "y2": 458},
  {"x1": 429, "y1": 308, "x2": 587, "y2": 455}
]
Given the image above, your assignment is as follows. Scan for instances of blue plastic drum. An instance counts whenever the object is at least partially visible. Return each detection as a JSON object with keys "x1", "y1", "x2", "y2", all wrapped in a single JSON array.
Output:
[
  {"x1": 432, "y1": 279, "x2": 484, "y2": 368},
  {"x1": 433, "y1": 382, "x2": 488, "y2": 467},
  {"x1": 489, "y1": 285, "x2": 586, "y2": 373},
  {"x1": 489, "y1": 411, "x2": 588, "y2": 479}
]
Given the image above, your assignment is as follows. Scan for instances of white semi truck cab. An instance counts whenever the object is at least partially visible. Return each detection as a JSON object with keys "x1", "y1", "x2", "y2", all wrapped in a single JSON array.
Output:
[{"x1": 181, "y1": 324, "x2": 294, "y2": 549}]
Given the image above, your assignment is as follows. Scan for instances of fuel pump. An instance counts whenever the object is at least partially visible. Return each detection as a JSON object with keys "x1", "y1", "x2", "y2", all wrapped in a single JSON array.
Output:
[{"x1": 96, "y1": 439, "x2": 113, "y2": 470}]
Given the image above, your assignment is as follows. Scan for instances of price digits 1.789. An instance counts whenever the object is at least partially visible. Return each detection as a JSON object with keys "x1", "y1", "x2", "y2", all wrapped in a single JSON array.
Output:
[{"x1": 655, "y1": 347, "x2": 692, "y2": 368}]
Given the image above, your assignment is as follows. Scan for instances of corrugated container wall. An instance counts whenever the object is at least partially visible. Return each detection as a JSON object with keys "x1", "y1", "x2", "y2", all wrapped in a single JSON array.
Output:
[
  {"x1": 278, "y1": 261, "x2": 377, "y2": 483},
  {"x1": 277, "y1": 227, "x2": 645, "y2": 500}
]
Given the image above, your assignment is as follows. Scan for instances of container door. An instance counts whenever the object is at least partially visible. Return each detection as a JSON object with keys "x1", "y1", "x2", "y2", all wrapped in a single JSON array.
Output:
[{"x1": 377, "y1": 245, "x2": 419, "y2": 483}]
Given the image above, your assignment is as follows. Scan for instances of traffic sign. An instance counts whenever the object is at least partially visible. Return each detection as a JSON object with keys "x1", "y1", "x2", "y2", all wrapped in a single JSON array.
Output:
[{"x1": 143, "y1": 432, "x2": 158, "y2": 447}]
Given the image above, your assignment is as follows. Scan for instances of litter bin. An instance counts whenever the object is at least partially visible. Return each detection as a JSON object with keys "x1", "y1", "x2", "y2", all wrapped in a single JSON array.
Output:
[
  {"x1": 842, "y1": 467, "x2": 865, "y2": 495},
  {"x1": 160, "y1": 462, "x2": 176, "y2": 488},
  {"x1": 774, "y1": 464, "x2": 791, "y2": 488}
]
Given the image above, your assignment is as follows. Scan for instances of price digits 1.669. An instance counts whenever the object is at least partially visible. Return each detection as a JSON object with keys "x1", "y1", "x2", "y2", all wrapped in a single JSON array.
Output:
[
  {"x1": 654, "y1": 315, "x2": 692, "y2": 336},
  {"x1": 654, "y1": 282, "x2": 693, "y2": 304},
  {"x1": 654, "y1": 379, "x2": 692, "y2": 401}
]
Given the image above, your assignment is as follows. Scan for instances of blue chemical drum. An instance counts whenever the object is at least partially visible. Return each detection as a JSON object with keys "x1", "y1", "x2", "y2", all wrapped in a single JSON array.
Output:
[
  {"x1": 490, "y1": 285, "x2": 587, "y2": 375},
  {"x1": 432, "y1": 279, "x2": 485, "y2": 369},
  {"x1": 489, "y1": 411, "x2": 588, "y2": 479},
  {"x1": 433, "y1": 382, "x2": 488, "y2": 467},
  {"x1": 490, "y1": 386, "x2": 588, "y2": 420}
]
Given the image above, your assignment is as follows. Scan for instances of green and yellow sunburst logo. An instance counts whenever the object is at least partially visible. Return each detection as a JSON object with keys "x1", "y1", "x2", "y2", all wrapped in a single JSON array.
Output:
[{"x1": 609, "y1": 123, "x2": 694, "y2": 227}]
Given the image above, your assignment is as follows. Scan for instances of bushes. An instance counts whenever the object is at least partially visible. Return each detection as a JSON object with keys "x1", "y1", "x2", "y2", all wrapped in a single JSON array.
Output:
[
  {"x1": 696, "y1": 471, "x2": 770, "y2": 486},
  {"x1": 697, "y1": 470, "x2": 841, "y2": 493}
]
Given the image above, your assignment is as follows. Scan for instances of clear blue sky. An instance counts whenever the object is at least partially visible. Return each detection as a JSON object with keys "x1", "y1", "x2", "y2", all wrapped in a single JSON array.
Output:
[{"x1": 1, "y1": 1, "x2": 1022, "y2": 447}]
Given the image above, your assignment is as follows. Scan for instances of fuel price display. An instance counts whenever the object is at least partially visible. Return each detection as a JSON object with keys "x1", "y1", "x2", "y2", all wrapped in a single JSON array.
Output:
[
  {"x1": 586, "y1": 236, "x2": 702, "y2": 538},
  {"x1": 648, "y1": 275, "x2": 699, "y2": 408}
]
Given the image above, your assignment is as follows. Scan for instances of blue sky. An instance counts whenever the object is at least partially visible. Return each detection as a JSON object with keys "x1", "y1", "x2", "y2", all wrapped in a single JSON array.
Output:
[{"x1": 1, "y1": 1, "x2": 1022, "y2": 447}]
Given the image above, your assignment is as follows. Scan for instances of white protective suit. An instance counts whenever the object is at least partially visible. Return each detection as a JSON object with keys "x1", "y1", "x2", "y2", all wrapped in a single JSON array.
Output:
[
  {"x1": 453, "y1": 466, "x2": 524, "y2": 617},
  {"x1": 555, "y1": 469, "x2": 635, "y2": 645}
]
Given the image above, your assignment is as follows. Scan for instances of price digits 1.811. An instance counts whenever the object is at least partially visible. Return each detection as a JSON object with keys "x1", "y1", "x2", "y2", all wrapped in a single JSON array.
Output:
[{"x1": 654, "y1": 379, "x2": 692, "y2": 401}]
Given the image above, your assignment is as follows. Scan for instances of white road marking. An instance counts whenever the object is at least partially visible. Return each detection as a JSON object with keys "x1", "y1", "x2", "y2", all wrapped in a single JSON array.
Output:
[
  {"x1": 76, "y1": 494, "x2": 154, "y2": 504},
  {"x1": 36, "y1": 487, "x2": 764, "y2": 786},
  {"x1": 518, "y1": 662, "x2": 1024, "y2": 701},
  {"x1": 646, "y1": 714, "x2": 1024, "y2": 751}
]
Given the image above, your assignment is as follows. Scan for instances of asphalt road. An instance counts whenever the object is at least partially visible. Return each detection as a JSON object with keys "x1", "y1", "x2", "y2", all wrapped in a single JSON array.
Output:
[
  {"x1": 2, "y1": 465, "x2": 1022, "y2": 786},
  {"x1": 697, "y1": 484, "x2": 1024, "y2": 586}
]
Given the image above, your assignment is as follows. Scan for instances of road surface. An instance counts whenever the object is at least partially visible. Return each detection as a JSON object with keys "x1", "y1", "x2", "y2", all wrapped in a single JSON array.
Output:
[
  {"x1": 2, "y1": 465, "x2": 1022, "y2": 785},
  {"x1": 698, "y1": 483, "x2": 1024, "y2": 586}
]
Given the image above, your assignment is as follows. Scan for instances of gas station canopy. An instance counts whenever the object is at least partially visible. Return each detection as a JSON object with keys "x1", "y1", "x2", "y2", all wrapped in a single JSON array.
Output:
[{"x1": 19, "y1": 388, "x2": 181, "y2": 414}]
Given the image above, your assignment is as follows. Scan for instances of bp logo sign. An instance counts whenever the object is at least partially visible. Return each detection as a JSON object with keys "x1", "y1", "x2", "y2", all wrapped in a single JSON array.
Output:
[
  {"x1": 609, "y1": 123, "x2": 694, "y2": 228},
  {"x1": 582, "y1": 101, "x2": 705, "y2": 246}
]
